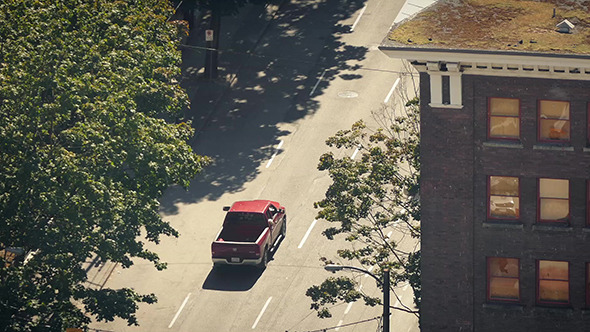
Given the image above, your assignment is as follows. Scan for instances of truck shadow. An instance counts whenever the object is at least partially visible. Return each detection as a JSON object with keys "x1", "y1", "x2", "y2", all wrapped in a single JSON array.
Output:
[
  {"x1": 202, "y1": 266, "x2": 264, "y2": 291},
  {"x1": 202, "y1": 234, "x2": 285, "y2": 291}
]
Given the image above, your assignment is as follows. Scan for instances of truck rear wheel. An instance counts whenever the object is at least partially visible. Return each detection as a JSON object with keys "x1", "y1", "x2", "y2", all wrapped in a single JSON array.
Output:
[{"x1": 258, "y1": 248, "x2": 269, "y2": 270}]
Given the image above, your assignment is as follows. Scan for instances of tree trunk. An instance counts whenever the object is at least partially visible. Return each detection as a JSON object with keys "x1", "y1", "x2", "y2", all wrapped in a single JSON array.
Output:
[{"x1": 204, "y1": 7, "x2": 221, "y2": 79}]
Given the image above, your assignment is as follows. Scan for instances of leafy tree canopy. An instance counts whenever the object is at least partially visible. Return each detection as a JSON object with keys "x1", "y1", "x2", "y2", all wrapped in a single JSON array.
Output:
[
  {"x1": 306, "y1": 96, "x2": 421, "y2": 319},
  {"x1": 0, "y1": 0, "x2": 208, "y2": 330}
]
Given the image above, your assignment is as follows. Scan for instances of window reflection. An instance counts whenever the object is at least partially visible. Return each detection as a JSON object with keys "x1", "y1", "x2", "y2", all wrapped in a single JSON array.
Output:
[
  {"x1": 488, "y1": 257, "x2": 520, "y2": 301},
  {"x1": 489, "y1": 176, "x2": 519, "y2": 219},
  {"x1": 539, "y1": 100, "x2": 570, "y2": 141},
  {"x1": 490, "y1": 98, "x2": 519, "y2": 139},
  {"x1": 538, "y1": 260, "x2": 569, "y2": 304},
  {"x1": 539, "y1": 178, "x2": 569, "y2": 222}
]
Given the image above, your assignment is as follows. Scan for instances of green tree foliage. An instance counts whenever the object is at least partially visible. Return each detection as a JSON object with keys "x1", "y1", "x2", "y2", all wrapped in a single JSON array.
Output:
[
  {"x1": 0, "y1": 0, "x2": 208, "y2": 330},
  {"x1": 306, "y1": 96, "x2": 421, "y2": 319}
]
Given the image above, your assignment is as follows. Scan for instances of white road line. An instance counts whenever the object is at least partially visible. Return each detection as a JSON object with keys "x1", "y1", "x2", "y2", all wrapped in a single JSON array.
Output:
[
  {"x1": 386, "y1": 231, "x2": 393, "y2": 239},
  {"x1": 364, "y1": 265, "x2": 375, "y2": 278},
  {"x1": 309, "y1": 69, "x2": 327, "y2": 96},
  {"x1": 351, "y1": 146, "x2": 360, "y2": 160},
  {"x1": 384, "y1": 77, "x2": 401, "y2": 103},
  {"x1": 350, "y1": 5, "x2": 367, "y2": 32},
  {"x1": 298, "y1": 219, "x2": 318, "y2": 248},
  {"x1": 168, "y1": 293, "x2": 191, "y2": 328},
  {"x1": 265, "y1": 140, "x2": 284, "y2": 168},
  {"x1": 335, "y1": 319, "x2": 344, "y2": 331},
  {"x1": 344, "y1": 302, "x2": 354, "y2": 314},
  {"x1": 252, "y1": 297, "x2": 272, "y2": 329}
]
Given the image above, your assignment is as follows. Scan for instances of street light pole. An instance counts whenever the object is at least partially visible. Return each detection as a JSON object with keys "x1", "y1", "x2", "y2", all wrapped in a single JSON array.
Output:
[
  {"x1": 324, "y1": 264, "x2": 390, "y2": 332},
  {"x1": 383, "y1": 268, "x2": 390, "y2": 332}
]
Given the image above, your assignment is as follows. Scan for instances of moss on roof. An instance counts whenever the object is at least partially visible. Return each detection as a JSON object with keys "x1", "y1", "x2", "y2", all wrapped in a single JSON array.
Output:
[{"x1": 387, "y1": 0, "x2": 590, "y2": 55}]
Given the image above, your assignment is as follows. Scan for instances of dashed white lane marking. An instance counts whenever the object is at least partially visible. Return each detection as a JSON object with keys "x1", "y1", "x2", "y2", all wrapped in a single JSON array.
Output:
[
  {"x1": 386, "y1": 231, "x2": 393, "y2": 239},
  {"x1": 344, "y1": 301, "x2": 354, "y2": 315},
  {"x1": 351, "y1": 146, "x2": 360, "y2": 160},
  {"x1": 335, "y1": 320, "x2": 344, "y2": 331},
  {"x1": 350, "y1": 5, "x2": 367, "y2": 32},
  {"x1": 265, "y1": 140, "x2": 284, "y2": 168},
  {"x1": 384, "y1": 77, "x2": 401, "y2": 103},
  {"x1": 364, "y1": 265, "x2": 375, "y2": 278},
  {"x1": 298, "y1": 219, "x2": 318, "y2": 248},
  {"x1": 168, "y1": 293, "x2": 191, "y2": 328},
  {"x1": 309, "y1": 69, "x2": 327, "y2": 96},
  {"x1": 252, "y1": 297, "x2": 272, "y2": 329}
]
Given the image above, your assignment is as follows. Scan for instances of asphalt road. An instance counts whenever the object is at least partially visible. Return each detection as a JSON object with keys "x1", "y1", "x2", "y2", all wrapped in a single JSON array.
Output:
[{"x1": 90, "y1": 0, "x2": 420, "y2": 331}]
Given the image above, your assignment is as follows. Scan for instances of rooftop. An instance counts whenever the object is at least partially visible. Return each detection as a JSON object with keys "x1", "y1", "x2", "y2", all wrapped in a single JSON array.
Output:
[{"x1": 384, "y1": 0, "x2": 590, "y2": 56}]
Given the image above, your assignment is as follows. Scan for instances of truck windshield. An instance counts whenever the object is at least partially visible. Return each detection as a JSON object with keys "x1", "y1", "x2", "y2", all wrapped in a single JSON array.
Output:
[{"x1": 224, "y1": 212, "x2": 267, "y2": 228}]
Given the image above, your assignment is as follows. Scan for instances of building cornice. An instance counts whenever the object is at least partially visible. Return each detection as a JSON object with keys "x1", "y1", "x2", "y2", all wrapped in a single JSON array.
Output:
[{"x1": 379, "y1": 47, "x2": 590, "y2": 80}]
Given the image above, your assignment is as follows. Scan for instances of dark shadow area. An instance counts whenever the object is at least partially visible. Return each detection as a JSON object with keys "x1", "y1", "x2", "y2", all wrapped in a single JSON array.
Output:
[
  {"x1": 161, "y1": 0, "x2": 369, "y2": 214},
  {"x1": 202, "y1": 233, "x2": 285, "y2": 291},
  {"x1": 202, "y1": 266, "x2": 264, "y2": 291}
]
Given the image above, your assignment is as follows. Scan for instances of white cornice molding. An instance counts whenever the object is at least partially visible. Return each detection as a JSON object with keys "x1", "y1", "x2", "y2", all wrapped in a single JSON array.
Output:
[
  {"x1": 380, "y1": 48, "x2": 590, "y2": 80},
  {"x1": 379, "y1": 48, "x2": 590, "y2": 68}
]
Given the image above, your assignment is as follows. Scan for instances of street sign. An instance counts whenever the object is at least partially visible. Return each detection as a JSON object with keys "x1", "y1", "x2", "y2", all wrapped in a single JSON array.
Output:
[{"x1": 205, "y1": 29, "x2": 214, "y2": 42}]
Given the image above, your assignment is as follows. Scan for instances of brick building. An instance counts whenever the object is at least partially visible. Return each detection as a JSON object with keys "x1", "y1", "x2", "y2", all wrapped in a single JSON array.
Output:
[{"x1": 380, "y1": 1, "x2": 590, "y2": 331}]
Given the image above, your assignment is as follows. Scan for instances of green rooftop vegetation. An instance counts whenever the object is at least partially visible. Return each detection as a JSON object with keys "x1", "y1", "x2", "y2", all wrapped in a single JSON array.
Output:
[{"x1": 387, "y1": 0, "x2": 590, "y2": 55}]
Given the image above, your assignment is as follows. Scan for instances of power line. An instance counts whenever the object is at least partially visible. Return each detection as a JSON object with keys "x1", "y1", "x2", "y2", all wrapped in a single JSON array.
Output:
[{"x1": 286, "y1": 315, "x2": 381, "y2": 332}]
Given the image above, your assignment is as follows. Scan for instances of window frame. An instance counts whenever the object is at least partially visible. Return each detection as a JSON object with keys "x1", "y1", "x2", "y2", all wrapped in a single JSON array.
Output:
[
  {"x1": 487, "y1": 257, "x2": 521, "y2": 303},
  {"x1": 487, "y1": 175, "x2": 520, "y2": 221},
  {"x1": 536, "y1": 259, "x2": 570, "y2": 306},
  {"x1": 537, "y1": 99, "x2": 571, "y2": 144},
  {"x1": 487, "y1": 97, "x2": 521, "y2": 141},
  {"x1": 537, "y1": 178, "x2": 570, "y2": 224}
]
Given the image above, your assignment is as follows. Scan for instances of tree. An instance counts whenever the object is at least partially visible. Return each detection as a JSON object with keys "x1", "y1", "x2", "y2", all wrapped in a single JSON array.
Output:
[
  {"x1": 305, "y1": 73, "x2": 421, "y2": 320},
  {"x1": 0, "y1": 0, "x2": 208, "y2": 330},
  {"x1": 180, "y1": 0, "x2": 272, "y2": 78}
]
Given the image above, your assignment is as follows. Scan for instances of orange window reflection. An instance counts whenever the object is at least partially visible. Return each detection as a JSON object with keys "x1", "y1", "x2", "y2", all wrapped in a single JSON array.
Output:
[
  {"x1": 488, "y1": 257, "x2": 520, "y2": 301},
  {"x1": 539, "y1": 100, "x2": 570, "y2": 141},
  {"x1": 538, "y1": 260, "x2": 569, "y2": 304}
]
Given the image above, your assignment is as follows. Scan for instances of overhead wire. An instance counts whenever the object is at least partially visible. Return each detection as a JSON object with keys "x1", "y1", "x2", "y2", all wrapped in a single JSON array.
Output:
[{"x1": 286, "y1": 315, "x2": 381, "y2": 332}]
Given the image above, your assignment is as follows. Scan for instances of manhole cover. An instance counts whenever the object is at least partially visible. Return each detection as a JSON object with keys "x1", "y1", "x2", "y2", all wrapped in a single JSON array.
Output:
[{"x1": 338, "y1": 90, "x2": 359, "y2": 98}]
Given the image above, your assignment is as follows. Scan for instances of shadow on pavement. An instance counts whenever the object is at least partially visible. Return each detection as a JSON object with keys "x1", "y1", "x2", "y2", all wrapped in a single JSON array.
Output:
[
  {"x1": 202, "y1": 266, "x2": 264, "y2": 291},
  {"x1": 161, "y1": 0, "x2": 369, "y2": 214}
]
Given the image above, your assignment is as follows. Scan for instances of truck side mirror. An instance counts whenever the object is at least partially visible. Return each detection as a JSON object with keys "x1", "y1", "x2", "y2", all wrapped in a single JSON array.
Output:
[{"x1": 223, "y1": 206, "x2": 230, "y2": 211}]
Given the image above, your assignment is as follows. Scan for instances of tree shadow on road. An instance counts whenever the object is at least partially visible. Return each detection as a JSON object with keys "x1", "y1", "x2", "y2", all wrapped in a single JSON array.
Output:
[{"x1": 161, "y1": 0, "x2": 369, "y2": 215}]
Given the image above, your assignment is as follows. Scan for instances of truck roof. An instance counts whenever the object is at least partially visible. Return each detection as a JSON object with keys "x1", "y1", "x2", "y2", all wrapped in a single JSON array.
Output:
[{"x1": 229, "y1": 200, "x2": 275, "y2": 214}]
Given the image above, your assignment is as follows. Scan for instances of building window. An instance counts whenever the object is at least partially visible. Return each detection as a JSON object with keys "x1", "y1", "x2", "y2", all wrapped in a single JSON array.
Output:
[
  {"x1": 537, "y1": 260, "x2": 569, "y2": 305},
  {"x1": 539, "y1": 100, "x2": 570, "y2": 142},
  {"x1": 489, "y1": 176, "x2": 520, "y2": 219},
  {"x1": 489, "y1": 97, "x2": 520, "y2": 140},
  {"x1": 538, "y1": 178, "x2": 569, "y2": 223},
  {"x1": 488, "y1": 257, "x2": 520, "y2": 302}
]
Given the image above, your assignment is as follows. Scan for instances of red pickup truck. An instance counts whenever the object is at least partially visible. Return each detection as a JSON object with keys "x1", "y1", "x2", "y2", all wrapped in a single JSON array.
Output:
[{"x1": 211, "y1": 200, "x2": 286, "y2": 269}]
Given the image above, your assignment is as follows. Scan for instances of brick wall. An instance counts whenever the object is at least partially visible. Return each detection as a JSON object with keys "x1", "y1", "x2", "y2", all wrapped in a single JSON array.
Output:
[{"x1": 420, "y1": 73, "x2": 590, "y2": 331}]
